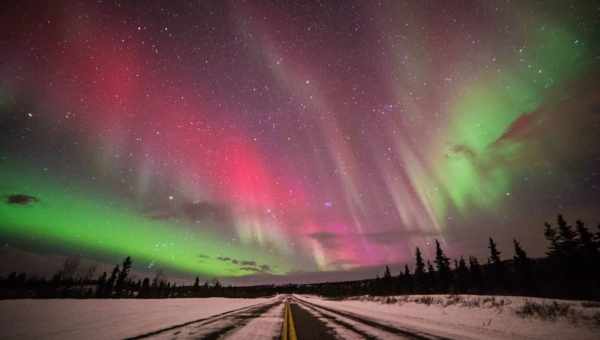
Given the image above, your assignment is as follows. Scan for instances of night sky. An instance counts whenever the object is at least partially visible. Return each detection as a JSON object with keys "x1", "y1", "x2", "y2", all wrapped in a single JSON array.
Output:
[{"x1": 1, "y1": 1, "x2": 600, "y2": 283}]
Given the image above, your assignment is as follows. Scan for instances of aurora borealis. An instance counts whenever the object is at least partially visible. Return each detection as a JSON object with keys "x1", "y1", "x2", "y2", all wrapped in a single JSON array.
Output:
[{"x1": 1, "y1": 1, "x2": 599, "y2": 282}]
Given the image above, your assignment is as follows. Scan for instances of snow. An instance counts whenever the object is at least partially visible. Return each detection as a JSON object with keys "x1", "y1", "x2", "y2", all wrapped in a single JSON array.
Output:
[
  {"x1": 1, "y1": 294, "x2": 597, "y2": 339},
  {"x1": 227, "y1": 302, "x2": 284, "y2": 340},
  {"x1": 298, "y1": 302, "x2": 369, "y2": 340},
  {"x1": 0, "y1": 296, "x2": 280, "y2": 339},
  {"x1": 296, "y1": 294, "x2": 600, "y2": 340}
]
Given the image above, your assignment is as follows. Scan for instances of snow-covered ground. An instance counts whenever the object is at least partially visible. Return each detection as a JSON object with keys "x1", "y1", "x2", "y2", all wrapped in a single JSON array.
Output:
[
  {"x1": 297, "y1": 294, "x2": 600, "y2": 340},
  {"x1": 0, "y1": 296, "x2": 280, "y2": 339},
  {"x1": 1, "y1": 294, "x2": 598, "y2": 339}
]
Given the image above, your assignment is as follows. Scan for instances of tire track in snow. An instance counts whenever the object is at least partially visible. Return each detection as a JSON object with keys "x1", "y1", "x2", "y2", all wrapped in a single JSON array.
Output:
[
  {"x1": 293, "y1": 296, "x2": 453, "y2": 340},
  {"x1": 125, "y1": 297, "x2": 283, "y2": 339}
]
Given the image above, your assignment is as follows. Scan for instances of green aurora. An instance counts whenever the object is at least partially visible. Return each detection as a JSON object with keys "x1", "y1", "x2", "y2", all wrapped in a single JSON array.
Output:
[{"x1": 0, "y1": 165, "x2": 288, "y2": 276}]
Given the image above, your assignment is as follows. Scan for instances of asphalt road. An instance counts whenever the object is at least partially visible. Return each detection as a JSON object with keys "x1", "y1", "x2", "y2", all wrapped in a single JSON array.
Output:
[{"x1": 126, "y1": 295, "x2": 452, "y2": 340}]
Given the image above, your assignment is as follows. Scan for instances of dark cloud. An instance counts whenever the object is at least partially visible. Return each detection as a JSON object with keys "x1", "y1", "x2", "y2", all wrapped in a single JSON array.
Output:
[
  {"x1": 5, "y1": 194, "x2": 39, "y2": 205},
  {"x1": 239, "y1": 264, "x2": 272, "y2": 273},
  {"x1": 240, "y1": 266, "x2": 260, "y2": 272},
  {"x1": 215, "y1": 256, "x2": 270, "y2": 272}
]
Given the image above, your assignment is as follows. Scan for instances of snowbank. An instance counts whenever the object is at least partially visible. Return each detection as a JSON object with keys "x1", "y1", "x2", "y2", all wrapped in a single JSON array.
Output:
[
  {"x1": 0, "y1": 296, "x2": 279, "y2": 339},
  {"x1": 297, "y1": 294, "x2": 600, "y2": 340}
]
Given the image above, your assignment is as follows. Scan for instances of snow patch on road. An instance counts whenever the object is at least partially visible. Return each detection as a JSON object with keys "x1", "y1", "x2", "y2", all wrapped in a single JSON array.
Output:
[{"x1": 227, "y1": 302, "x2": 285, "y2": 340}]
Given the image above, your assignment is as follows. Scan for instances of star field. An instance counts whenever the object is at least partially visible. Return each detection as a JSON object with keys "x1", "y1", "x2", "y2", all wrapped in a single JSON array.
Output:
[{"x1": 1, "y1": 0, "x2": 600, "y2": 280}]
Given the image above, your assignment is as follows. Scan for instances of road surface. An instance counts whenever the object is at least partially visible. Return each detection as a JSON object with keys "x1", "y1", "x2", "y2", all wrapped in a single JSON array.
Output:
[{"x1": 126, "y1": 295, "x2": 450, "y2": 340}]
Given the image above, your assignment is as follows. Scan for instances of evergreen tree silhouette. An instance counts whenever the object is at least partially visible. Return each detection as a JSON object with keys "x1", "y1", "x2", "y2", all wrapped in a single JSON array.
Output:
[
  {"x1": 140, "y1": 277, "x2": 150, "y2": 298},
  {"x1": 426, "y1": 260, "x2": 435, "y2": 292},
  {"x1": 557, "y1": 215, "x2": 577, "y2": 259},
  {"x1": 434, "y1": 240, "x2": 451, "y2": 292},
  {"x1": 414, "y1": 247, "x2": 426, "y2": 292},
  {"x1": 513, "y1": 239, "x2": 534, "y2": 294},
  {"x1": 575, "y1": 220, "x2": 600, "y2": 289},
  {"x1": 469, "y1": 256, "x2": 483, "y2": 292},
  {"x1": 382, "y1": 265, "x2": 392, "y2": 293},
  {"x1": 544, "y1": 221, "x2": 560, "y2": 258},
  {"x1": 488, "y1": 238, "x2": 504, "y2": 291},
  {"x1": 106, "y1": 265, "x2": 119, "y2": 297},
  {"x1": 383, "y1": 265, "x2": 392, "y2": 280},
  {"x1": 116, "y1": 256, "x2": 132, "y2": 296},
  {"x1": 455, "y1": 257, "x2": 469, "y2": 293},
  {"x1": 96, "y1": 272, "x2": 107, "y2": 298},
  {"x1": 549, "y1": 215, "x2": 578, "y2": 287},
  {"x1": 403, "y1": 265, "x2": 412, "y2": 293}
]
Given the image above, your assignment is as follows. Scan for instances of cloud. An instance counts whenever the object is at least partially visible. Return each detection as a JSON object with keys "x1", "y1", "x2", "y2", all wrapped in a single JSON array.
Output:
[
  {"x1": 215, "y1": 256, "x2": 271, "y2": 273},
  {"x1": 5, "y1": 194, "x2": 39, "y2": 205},
  {"x1": 239, "y1": 264, "x2": 272, "y2": 273},
  {"x1": 240, "y1": 266, "x2": 261, "y2": 272}
]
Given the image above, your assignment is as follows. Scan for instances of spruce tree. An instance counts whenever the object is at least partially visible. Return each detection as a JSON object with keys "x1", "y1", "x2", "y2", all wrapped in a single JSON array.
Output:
[
  {"x1": 426, "y1": 260, "x2": 436, "y2": 292},
  {"x1": 488, "y1": 238, "x2": 504, "y2": 290},
  {"x1": 554, "y1": 215, "x2": 579, "y2": 286},
  {"x1": 434, "y1": 240, "x2": 451, "y2": 292},
  {"x1": 140, "y1": 277, "x2": 150, "y2": 298},
  {"x1": 513, "y1": 239, "x2": 534, "y2": 293},
  {"x1": 469, "y1": 256, "x2": 483, "y2": 291},
  {"x1": 383, "y1": 265, "x2": 392, "y2": 280},
  {"x1": 414, "y1": 247, "x2": 426, "y2": 292},
  {"x1": 96, "y1": 272, "x2": 107, "y2": 298},
  {"x1": 193, "y1": 276, "x2": 200, "y2": 296},
  {"x1": 575, "y1": 220, "x2": 599, "y2": 282},
  {"x1": 455, "y1": 257, "x2": 469, "y2": 293},
  {"x1": 557, "y1": 215, "x2": 577, "y2": 259},
  {"x1": 106, "y1": 265, "x2": 119, "y2": 297},
  {"x1": 544, "y1": 221, "x2": 560, "y2": 258},
  {"x1": 403, "y1": 264, "x2": 412, "y2": 293},
  {"x1": 116, "y1": 256, "x2": 132, "y2": 296}
]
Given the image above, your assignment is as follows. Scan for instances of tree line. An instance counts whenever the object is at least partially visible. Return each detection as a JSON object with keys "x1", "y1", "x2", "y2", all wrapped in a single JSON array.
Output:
[
  {"x1": 1, "y1": 214, "x2": 599, "y2": 300},
  {"x1": 0, "y1": 255, "x2": 275, "y2": 299},
  {"x1": 295, "y1": 214, "x2": 600, "y2": 299}
]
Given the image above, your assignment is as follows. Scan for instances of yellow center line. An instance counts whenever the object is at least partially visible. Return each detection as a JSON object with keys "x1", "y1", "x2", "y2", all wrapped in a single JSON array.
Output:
[
  {"x1": 288, "y1": 302, "x2": 297, "y2": 340},
  {"x1": 281, "y1": 300, "x2": 297, "y2": 340}
]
